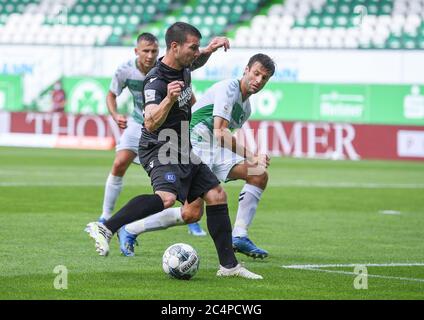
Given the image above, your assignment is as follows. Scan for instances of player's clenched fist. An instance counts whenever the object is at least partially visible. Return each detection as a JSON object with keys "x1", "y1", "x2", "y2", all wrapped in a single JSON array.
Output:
[{"x1": 167, "y1": 81, "x2": 184, "y2": 103}]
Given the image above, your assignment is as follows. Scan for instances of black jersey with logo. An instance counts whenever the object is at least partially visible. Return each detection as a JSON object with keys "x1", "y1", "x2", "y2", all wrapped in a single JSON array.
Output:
[{"x1": 140, "y1": 59, "x2": 193, "y2": 151}]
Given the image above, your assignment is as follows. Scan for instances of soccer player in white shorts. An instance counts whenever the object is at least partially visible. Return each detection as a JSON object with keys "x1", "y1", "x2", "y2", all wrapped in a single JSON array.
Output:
[
  {"x1": 93, "y1": 33, "x2": 231, "y2": 240},
  {"x1": 119, "y1": 54, "x2": 276, "y2": 259}
]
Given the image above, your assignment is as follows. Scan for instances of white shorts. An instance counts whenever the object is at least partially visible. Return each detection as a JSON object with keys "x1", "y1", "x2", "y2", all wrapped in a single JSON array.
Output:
[
  {"x1": 115, "y1": 117, "x2": 142, "y2": 164},
  {"x1": 191, "y1": 129, "x2": 244, "y2": 182}
]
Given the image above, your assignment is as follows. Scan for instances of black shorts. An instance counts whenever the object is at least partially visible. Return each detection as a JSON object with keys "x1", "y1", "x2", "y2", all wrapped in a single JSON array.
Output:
[{"x1": 139, "y1": 145, "x2": 220, "y2": 204}]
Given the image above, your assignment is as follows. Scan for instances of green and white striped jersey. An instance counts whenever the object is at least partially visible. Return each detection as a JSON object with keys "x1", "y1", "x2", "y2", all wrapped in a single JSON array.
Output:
[
  {"x1": 109, "y1": 59, "x2": 145, "y2": 124},
  {"x1": 190, "y1": 79, "x2": 251, "y2": 134}
]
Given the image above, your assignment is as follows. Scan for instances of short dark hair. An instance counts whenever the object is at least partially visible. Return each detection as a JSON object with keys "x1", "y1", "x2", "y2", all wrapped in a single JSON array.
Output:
[
  {"x1": 137, "y1": 32, "x2": 158, "y2": 44},
  {"x1": 165, "y1": 22, "x2": 202, "y2": 49},
  {"x1": 247, "y1": 53, "x2": 276, "y2": 76}
]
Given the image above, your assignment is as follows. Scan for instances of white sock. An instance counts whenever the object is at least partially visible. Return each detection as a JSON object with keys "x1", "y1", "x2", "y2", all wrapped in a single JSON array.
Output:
[
  {"x1": 100, "y1": 174, "x2": 123, "y2": 220},
  {"x1": 125, "y1": 207, "x2": 184, "y2": 235},
  {"x1": 232, "y1": 184, "x2": 263, "y2": 238}
]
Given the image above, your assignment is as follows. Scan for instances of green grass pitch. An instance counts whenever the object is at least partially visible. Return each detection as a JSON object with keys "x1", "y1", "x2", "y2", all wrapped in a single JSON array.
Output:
[{"x1": 1, "y1": 146, "x2": 423, "y2": 299}]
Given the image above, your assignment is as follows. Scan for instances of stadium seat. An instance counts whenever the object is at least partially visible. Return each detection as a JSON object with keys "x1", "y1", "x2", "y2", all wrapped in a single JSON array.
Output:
[
  {"x1": 0, "y1": 0, "x2": 423, "y2": 49},
  {"x1": 230, "y1": 0, "x2": 423, "y2": 49}
]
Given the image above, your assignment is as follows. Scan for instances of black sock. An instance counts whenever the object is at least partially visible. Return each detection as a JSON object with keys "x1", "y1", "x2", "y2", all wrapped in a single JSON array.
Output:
[
  {"x1": 104, "y1": 194, "x2": 164, "y2": 234},
  {"x1": 206, "y1": 204, "x2": 238, "y2": 269}
]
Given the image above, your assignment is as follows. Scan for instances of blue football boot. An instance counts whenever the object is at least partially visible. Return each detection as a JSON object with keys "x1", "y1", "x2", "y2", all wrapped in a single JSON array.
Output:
[
  {"x1": 187, "y1": 222, "x2": 207, "y2": 236},
  {"x1": 232, "y1": 236, "x2": 268, "y2": 259},
  {"x1": 117, "y1": 226, "x2": 138, "y2": 257}
]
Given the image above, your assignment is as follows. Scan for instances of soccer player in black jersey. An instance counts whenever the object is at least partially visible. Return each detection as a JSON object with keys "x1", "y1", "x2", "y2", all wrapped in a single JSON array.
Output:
[{"x1": 86, "y1": 22, "x2": 262, "y2": 279}]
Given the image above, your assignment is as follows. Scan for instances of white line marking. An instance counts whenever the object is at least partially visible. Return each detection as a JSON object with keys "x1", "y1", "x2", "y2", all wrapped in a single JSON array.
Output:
[
  {"x1": 275, "y1": 181, "x2": 424, "y2": 189},
  {"x1": 303, "y1": 268, "x2": 424, "y2": 283},
  {"x1": 379, "y1": 210, "x2": 401, "y2": 215},
  {"x1": 282, "y1": 262, "x2": 424, "y2": 284},
  {"x1": 282, "y1": 263, "x2": 424, "y2": 269}
]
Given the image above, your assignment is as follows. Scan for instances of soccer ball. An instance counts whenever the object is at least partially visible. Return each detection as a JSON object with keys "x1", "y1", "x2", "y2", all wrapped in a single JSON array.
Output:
[{"x1": 162, "y1": 243, "x2": 199, "y2": 280}]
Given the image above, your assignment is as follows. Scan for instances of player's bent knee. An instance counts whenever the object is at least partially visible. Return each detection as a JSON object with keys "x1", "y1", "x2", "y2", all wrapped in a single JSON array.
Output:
[
  {"x1": 247, "y1": 169, "x2": 268, "y2": 189},
  {"x1": 156, "y1": 192, "x2": 177, "y2": 208},
  {"x1": 203, "y1": 186, "x2": 227, "y2": 205},
  {"x1": 182, "y1": 210, "x2": 201, "y2": 223},
  {"x1": 182, "y1": 205, "x2": 203, "y2": 223}
]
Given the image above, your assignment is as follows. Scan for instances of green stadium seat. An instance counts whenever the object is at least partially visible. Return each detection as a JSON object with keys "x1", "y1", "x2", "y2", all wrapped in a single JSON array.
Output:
[
  {"x1": 86, "y1": 4, "x2": 96, "y2": 14},
  {"x1": 80, "y1": 14, "x2": 92, "y2": 26},
  {"x1": 109, "y1": 4, "x2": 120, "y2": 14},
  {"x1": 307, "y1": 14, "x2": 320, "y2": 27},
  {"x1": 339, "y1": 5, "x2": 350, "y2": 15},
  {"x1": 379, "y1": 4, "x2": 392, "y2": 15},
  {"x1": 403, "y1": 36, "x2": 417, "y2": 49},
  {"x1": 73, "y1": 4, "x2": 84, "y2": 14},
  {"x1": 335, "y1": 15, "x2": 349, "y2": 27},
  {"x1": 133, "y1": 5, "x2": 144, "y2": 14},
  {"x1": 387, "y1": 37, "x2": 401, "y2": 49},
  {"x1": 92, "y1": 15, "x2": 104, "y2": 26},
  {"x1": 68, "y1": 14, "x2": 80, "y2": 25},
  {"x1": 322, "y1": 15, "x2": 335, "y2": 28},
  {"x1": 98, "y1": 4, "x2": 108, "y2": 14},
  {"x1": 121, "y1": 4, "x2": 132, "y2": 14},
  {"x1": 113, "y1": 26, "x2": 123, "y2": 36},
  {"x1": 116, "y1": 15, "x2": 128, "y2": 26},
  {"x1": 104, "y1": 15, "x2": 115, "y2": 26}
]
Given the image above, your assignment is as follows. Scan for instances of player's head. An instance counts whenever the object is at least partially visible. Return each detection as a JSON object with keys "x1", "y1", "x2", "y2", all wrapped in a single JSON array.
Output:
[
  {"x1": 165, "y1": 22, "x2": 201, "y2": 68},
  {"x1": 242, "y1": 53, "x2": 275, "y2": 95},
  {"x1": 135, "y1": 33, "x2": 159, "y2": 73}
]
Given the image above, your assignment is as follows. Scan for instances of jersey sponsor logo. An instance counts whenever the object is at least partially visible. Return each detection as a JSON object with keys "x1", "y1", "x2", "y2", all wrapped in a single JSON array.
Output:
[
  {"x1": 178, "y1": 86, "x2": 192, "y2": 111},
  {"x1": 145, "y1": 89, "x2": 156, "y2": 103},
  {"x1": 164, "y1": 172, "x2": 177, "y2": 183}
]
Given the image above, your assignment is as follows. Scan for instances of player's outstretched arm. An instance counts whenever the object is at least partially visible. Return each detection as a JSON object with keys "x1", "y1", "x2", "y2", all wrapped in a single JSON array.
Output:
[
  {"x1": 190, "y1": 37, "x2": 230, "y2": 71},
  {"x1": 107, "y1": 91, "x2": 127, "y2": 129}
]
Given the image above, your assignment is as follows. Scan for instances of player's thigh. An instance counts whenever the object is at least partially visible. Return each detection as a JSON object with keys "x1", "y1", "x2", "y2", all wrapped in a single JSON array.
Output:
[
  {"x1": 116, "y1": 118, "x2": 142, "y2": 156},
  {"x1": 187, "y1": 163, "x2": 222, "y2": 204},
  {"x1": 213, "y1": 147, "x2": 245, "y2": 181},
  {"x1": 191, "y1": 133, "x2": 214, "y2": 168},
  {"x1": 202, "y1": 184, "x2": 227, "y2": 205},
  {"x1": 228, "y1": 161, "x2": 267, "y2": 180}
]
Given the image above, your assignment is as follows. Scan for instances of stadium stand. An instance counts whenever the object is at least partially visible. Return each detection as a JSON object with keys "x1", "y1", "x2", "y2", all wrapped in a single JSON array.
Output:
[
  {"x1": 141, "y1": 0, "x2": 266, "y2": 46},
  {"x1": 232, "y1": 0, "x2": 424, "y2": 49},
  {"x1": 0, "y1": 0, "x2": 185, "y2": 45},
  {"x1": 0, "y1": 0, "x2": 423, "y2": 49}
]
